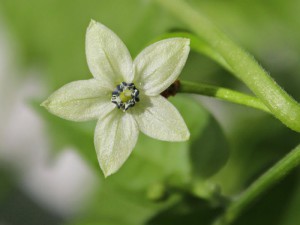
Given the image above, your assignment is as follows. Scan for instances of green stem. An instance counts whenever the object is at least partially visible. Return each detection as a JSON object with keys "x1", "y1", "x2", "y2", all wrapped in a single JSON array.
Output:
[
  {"x1": 179, "y1": 80, "x2": 270, "y2": 113},
  {"x1": 155, "y1": 0, "x2": 300, "y2": 132},
  {"x1": 213, "y1": 144, "x2": 300, "y2": 225}
]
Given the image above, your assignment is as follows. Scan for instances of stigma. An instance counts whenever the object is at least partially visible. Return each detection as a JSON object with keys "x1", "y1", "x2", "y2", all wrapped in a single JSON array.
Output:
[{"x1": 111, "y1": 82, "x2": 139, "y2": 112}]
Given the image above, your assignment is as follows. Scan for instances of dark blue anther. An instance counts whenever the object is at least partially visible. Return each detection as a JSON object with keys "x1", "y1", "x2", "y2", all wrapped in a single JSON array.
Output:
[{"x1": 111, "y1": 82, "x2": 140, "y2": 112}]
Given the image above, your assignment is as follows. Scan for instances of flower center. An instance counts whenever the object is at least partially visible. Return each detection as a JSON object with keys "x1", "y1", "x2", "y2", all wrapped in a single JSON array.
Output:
[{"x1": 111, "y1": 82, "x2": 139, "y2": 112}]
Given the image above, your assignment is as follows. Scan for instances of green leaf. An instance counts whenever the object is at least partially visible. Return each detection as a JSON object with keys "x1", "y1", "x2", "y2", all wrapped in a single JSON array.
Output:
[
  {"x1": 66, "y1": 183, "x2": 181, "y2": 225},
  {"x1": 0, "y1": 169, "x2": 12, "y2": 202},
  {"x1": 64, "y1": 95, "x2": 213, "y2": 225},
  {"x1": 0, "y1": 0, "x2": 175, "y2": 88},
  {"x1": 190, "y1": 115, "x2": 229, "y2": 179},
  {"x1": 146, "y1": 194, "x2": 223, "y2": 225}
]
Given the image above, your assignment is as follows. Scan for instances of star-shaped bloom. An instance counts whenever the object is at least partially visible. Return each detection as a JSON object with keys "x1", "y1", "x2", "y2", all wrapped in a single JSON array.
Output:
[{"x1": 42, "y1": 20, "x2": 190, "y2": 177}]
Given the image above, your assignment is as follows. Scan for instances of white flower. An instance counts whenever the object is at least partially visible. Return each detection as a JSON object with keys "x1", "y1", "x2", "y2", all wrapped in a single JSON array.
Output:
[{"x1": 42, "y1": 20, "x2": 190, "y2": 177}]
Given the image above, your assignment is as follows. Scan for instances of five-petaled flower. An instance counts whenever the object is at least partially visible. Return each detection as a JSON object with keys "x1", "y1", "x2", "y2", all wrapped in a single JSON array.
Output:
[{"x1": 41, "y1": 20, "x2": 190, "y2": 177}]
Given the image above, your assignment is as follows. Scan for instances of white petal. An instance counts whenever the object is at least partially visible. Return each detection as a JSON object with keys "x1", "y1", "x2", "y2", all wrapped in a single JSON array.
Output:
[
  {"x1": 94, "y1": 111, "x2": 139, "y2": 177},
  {"x1": 131, "y1": 95, "x2": 190, "y2": 141},
  {"x1": 86, "y1": 20, "x2": 133, "y2": 87},
  {"x1": 41, "y1": 79, "x2": 115, "y2": 122},
  {"x1": 134, "y1": 38, "x2": 190, "y2": 96}
]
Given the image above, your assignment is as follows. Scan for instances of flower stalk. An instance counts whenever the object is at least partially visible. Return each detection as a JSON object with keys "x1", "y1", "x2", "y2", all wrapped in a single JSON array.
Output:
[{"x1": 178, "y1": 80, "x2": 270, "y2": 113}]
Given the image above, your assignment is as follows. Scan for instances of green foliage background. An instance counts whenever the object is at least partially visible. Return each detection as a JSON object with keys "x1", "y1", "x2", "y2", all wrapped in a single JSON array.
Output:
[{"x1": 0, "y1": 0, "x2": 300, "y2": 225}]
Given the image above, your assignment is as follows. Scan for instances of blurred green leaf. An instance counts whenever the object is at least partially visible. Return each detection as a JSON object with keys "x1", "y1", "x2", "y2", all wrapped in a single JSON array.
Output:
[
  {"x1": 33, "y1": 91, "x2": 230, "y2": 225},
  {"x1": 67, "y1": 183, "x2": 181, "y2": 225},
  {"x1": 0, "y1": 169, "x2": 12, "y2": 202},
  {"x1": 64, "y1": 95, "x2": 217, "y2": 225},
  {"x1": 146, "y1": 194, "x2": 223, "y2": 225},
  {"x1": 190, "y1": 116, "x2": 229, "y2": 179},
  {"x1": 210, "y1": 113, "x2": 300, "y2": 196},
  {"x1": 0, "y1": 0, "x2": 176, "y2": 89}
]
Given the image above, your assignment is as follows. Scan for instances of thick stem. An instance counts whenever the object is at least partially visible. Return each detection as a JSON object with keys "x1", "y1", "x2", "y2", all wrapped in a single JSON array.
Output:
[
  {"x1": 179, "y1": 80, "x2": 270, "y2": 113},
  {"x1": 155, "y1": 0, "x2": 300, "y2": 132}
]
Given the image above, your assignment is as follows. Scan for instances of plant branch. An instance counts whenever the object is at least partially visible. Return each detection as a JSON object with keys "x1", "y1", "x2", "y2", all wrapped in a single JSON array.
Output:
[
  {"x1": 212, "y1": 144, "x2": 300, "y2": 225},
  {"x1": 179, "y1": 80, "x2": 270, "y2": 113}
]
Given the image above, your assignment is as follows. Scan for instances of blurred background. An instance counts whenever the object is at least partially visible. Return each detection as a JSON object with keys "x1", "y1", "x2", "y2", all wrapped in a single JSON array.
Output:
[{"x1": 0, "y1": 0, "x2": 300, "y2": 225}]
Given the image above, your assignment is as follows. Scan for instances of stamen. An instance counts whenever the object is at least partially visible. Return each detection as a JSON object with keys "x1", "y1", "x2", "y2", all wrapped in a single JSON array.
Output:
[{"x1": 111, "y1": 82, "x2": 139, "y2": 112}]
